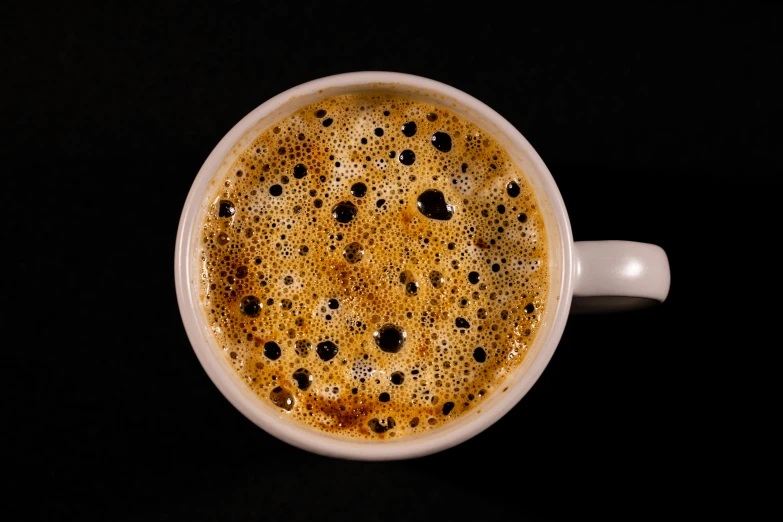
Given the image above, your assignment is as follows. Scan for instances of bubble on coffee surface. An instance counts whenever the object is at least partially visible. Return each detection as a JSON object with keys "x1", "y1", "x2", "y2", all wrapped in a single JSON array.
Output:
[
  {"x1": 430, "y1": 132, "x2": 452, "y2": 152},
  {"x1": 270, "y1": 386, "x2": 295, "y2": 411},
  {"x1": 417, "y1": 189, "x2": 454, "y2": 221},
  {"x1": 350, "y1": 182, "x2": 367, "y2": 198},
  {"x1": 219, "y1": 200, "x2": 236, "y2": 218},
  {"x1": 374, "y1": 324, "x2": 406, "y2": 353},
  {"x1": 343, "y1": 242, "x2": 364, "y2": 263},
  {"x1": 316, "y1": 341, "x2": 339, "y2": 361},
  {"x1": 332, "y1": 201, "x2": 358, "y2": 223},
  {"x1": 200, "y1": 93, "x2": 548, "y2": 439},
  {"x1": 239, "y1": 296, "x2": 262, "y2": 317},
  {"x1": 398, "y1": 150, "x2": 416, "y2": 166},
  {"x1": 293, "y1": 164, "x2": 308, "y2": 179},
  {"x1": 262, "y1": 341, "x2": 281, "y2": 360},
  {"x1": 293, "y1": 368, "x2": 313, "y2": 390}
]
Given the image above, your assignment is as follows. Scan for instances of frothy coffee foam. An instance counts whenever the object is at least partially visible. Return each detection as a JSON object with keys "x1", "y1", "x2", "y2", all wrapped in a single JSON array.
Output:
[{"x1": 199, "y1": 93, "x2": 548, "y2": 439}]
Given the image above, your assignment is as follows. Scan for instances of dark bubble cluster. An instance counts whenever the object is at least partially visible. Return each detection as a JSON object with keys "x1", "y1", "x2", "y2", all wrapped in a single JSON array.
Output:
[{"x1": 200, "y1": 93, "x2": 548, "y2": 440}]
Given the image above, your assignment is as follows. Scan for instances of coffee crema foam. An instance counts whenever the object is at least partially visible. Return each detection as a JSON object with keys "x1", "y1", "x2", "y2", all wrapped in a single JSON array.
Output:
[{"x1": 199, "y1": 94, "x2": 548, "y2": 439}]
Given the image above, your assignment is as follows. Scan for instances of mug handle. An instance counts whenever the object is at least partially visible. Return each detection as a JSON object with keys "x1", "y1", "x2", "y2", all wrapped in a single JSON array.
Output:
[{"x1": 571, "y1": 241, "x2": 671, "y2": 314}]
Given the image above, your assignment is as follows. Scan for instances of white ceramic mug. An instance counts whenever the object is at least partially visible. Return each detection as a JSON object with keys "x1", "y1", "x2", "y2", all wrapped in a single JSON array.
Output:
[{"x1": 175, "y1": 72, "x2": 670, "y2": 460}]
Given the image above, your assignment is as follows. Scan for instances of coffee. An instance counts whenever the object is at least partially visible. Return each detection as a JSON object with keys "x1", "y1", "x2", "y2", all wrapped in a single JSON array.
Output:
[{"x1": 199, "y1": 93, "x2": 548, "y2": 439}]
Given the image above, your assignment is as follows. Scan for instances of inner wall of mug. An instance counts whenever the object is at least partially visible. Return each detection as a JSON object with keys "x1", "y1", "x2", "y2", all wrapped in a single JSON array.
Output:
[{"x1": 182, "y1": 76, "x2": 570, "y2": 457}]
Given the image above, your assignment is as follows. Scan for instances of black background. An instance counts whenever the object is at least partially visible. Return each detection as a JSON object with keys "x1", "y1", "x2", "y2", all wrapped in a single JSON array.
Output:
[{"x1": 6, "y1": 2, "x2": 779, "y2": 520}]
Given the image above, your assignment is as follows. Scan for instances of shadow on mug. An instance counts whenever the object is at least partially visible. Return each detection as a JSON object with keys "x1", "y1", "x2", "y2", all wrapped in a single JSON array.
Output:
[{"x1": 570, "y1": 296, "x2": 660, "y2": 314}]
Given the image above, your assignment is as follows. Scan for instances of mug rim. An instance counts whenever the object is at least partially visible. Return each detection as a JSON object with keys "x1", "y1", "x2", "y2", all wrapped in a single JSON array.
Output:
[{"x1": 175, "y1": 71, "x2": 574, "y2": 460}]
